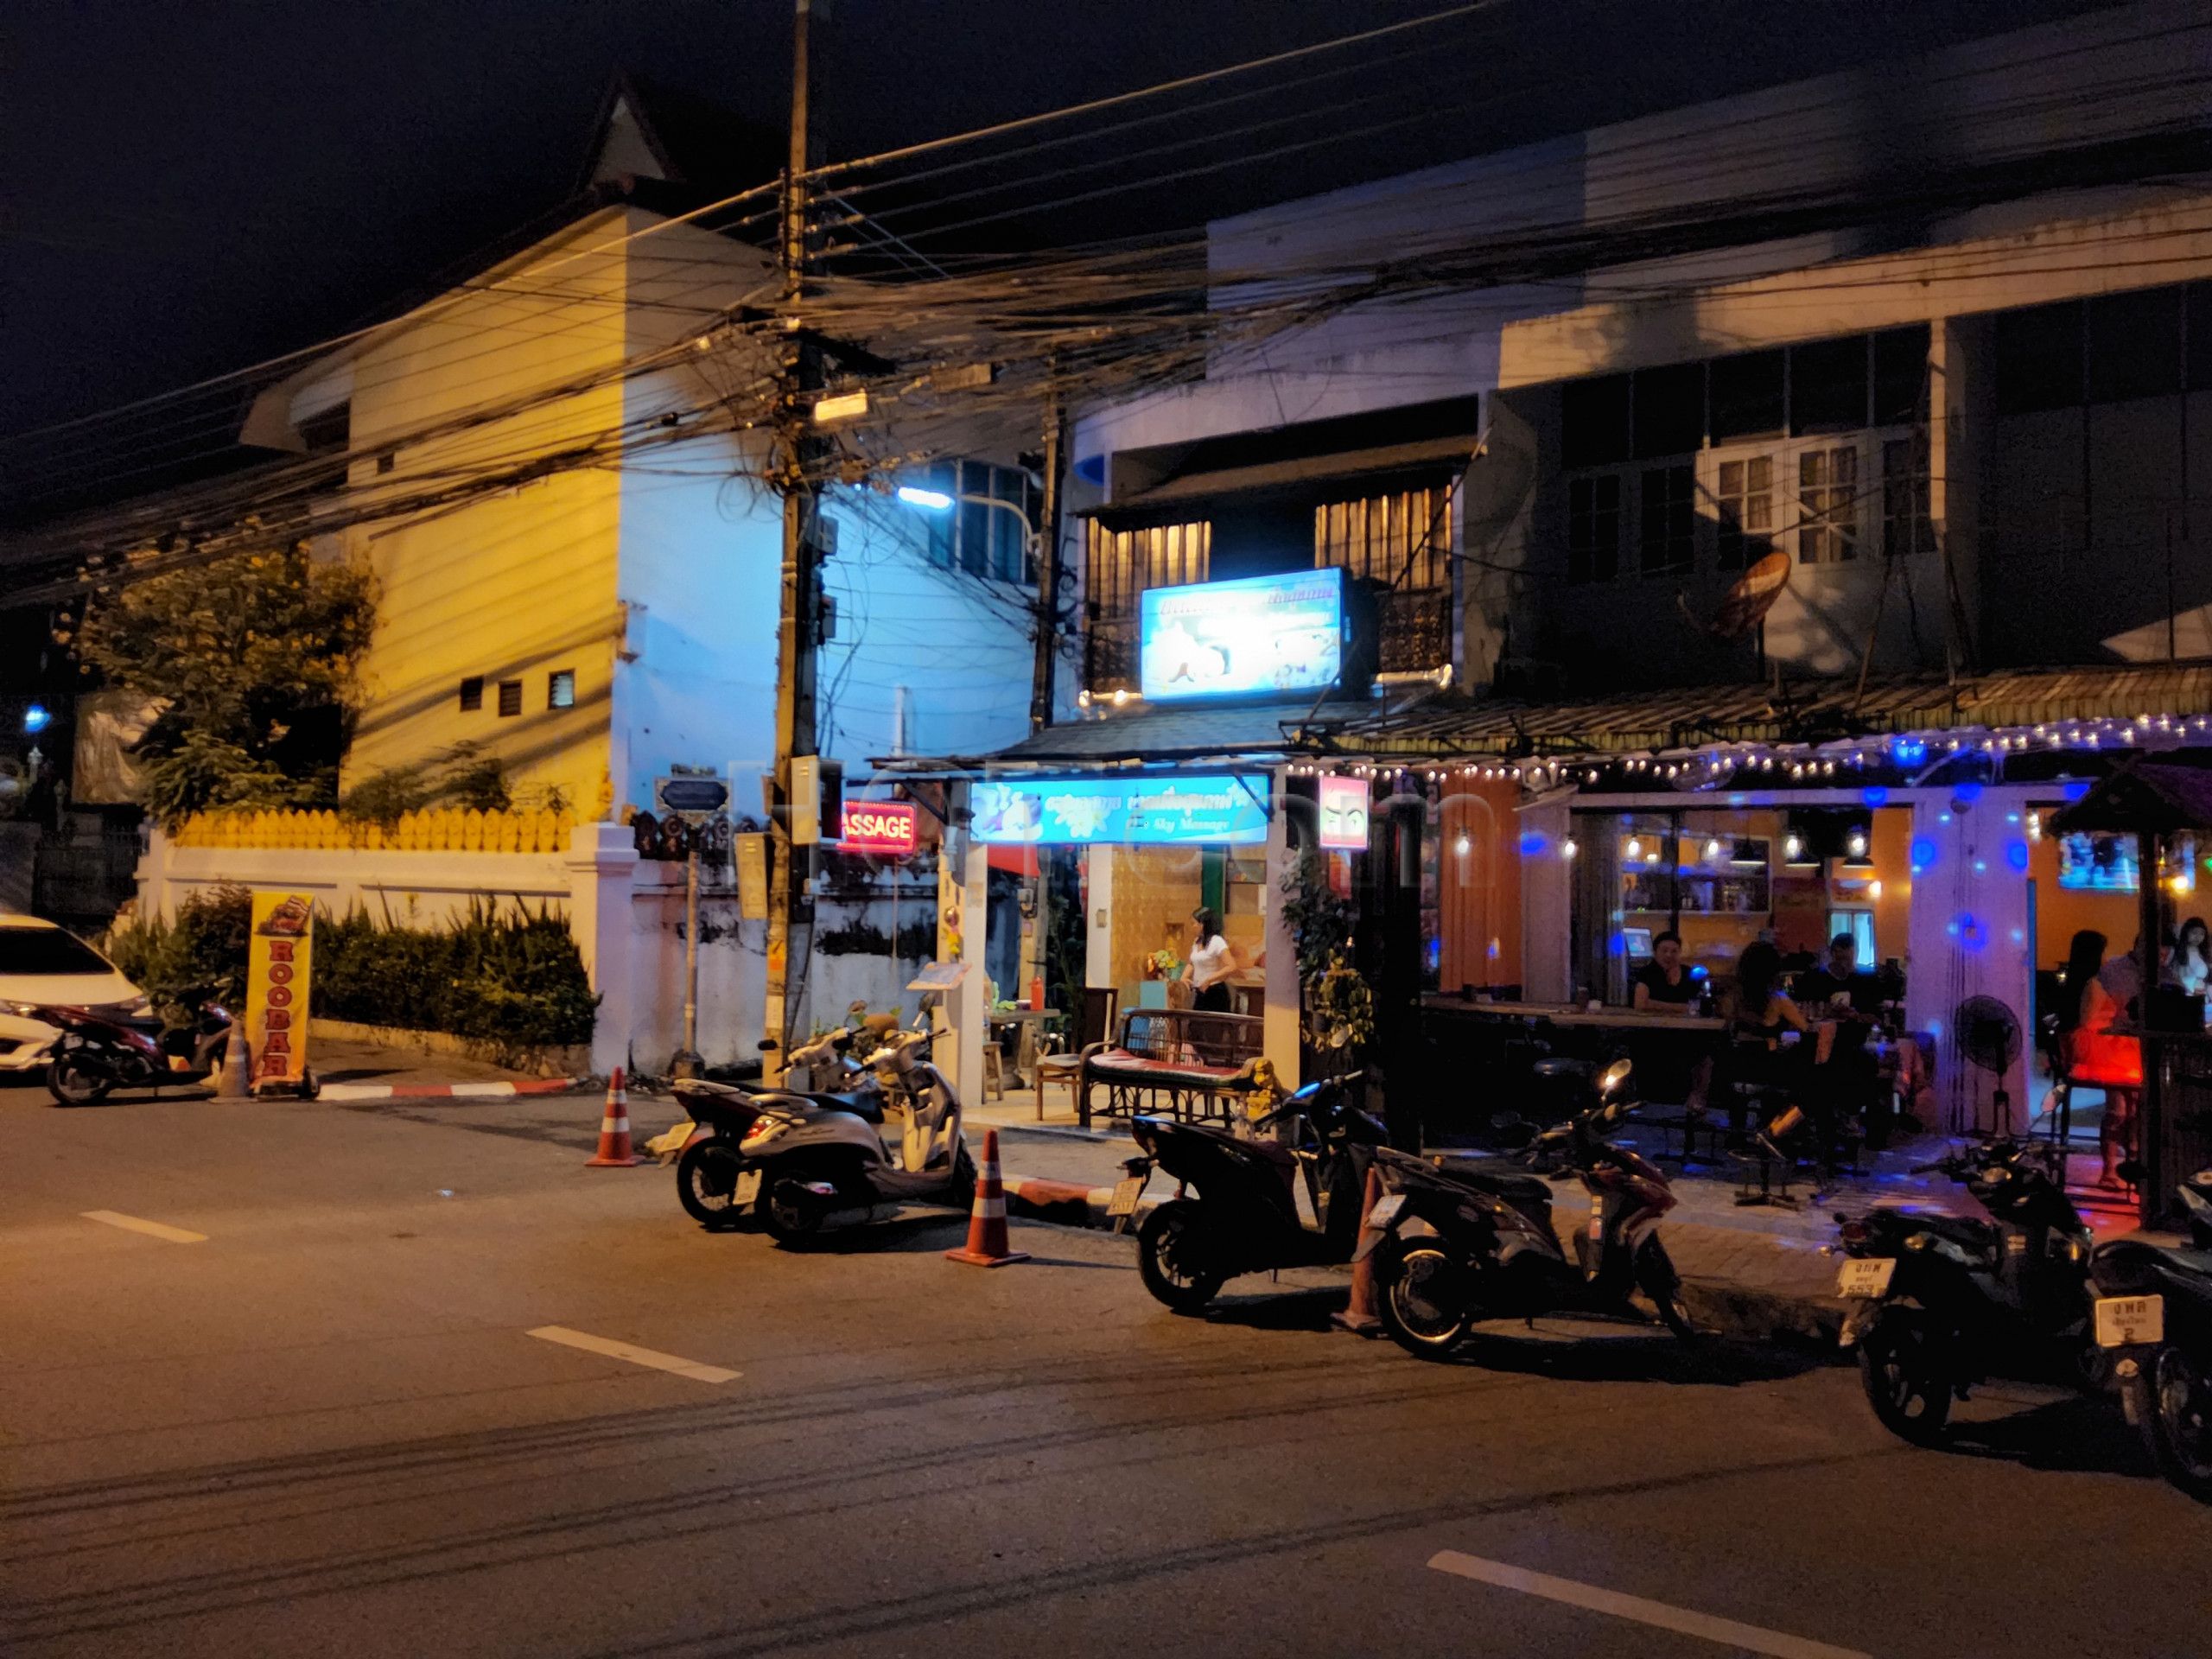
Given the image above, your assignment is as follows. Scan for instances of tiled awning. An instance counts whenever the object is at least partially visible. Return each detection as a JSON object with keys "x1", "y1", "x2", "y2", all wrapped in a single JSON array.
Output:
[{"x1": 1294, "y1": 664, "x2": 2212, "y2": 760}]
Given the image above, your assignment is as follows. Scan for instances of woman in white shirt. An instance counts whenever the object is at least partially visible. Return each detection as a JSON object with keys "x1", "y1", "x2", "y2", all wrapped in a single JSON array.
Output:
[
  {"x1": 1186, "y1": 906, "x2": 1235, "y2": 1013},
  {"x1": 2175, "y1": 917, "x2": 2210, "y2": 996}
]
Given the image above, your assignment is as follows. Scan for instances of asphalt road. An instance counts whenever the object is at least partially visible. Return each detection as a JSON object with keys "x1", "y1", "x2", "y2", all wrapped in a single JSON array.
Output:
[{"x1": 4, "y1": 1082, "x2": 2209, "y2": 1659}]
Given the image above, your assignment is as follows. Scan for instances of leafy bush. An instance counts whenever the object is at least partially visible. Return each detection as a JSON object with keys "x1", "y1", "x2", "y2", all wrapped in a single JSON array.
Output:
[
  {"x1": 317, "y1": 900, "x2": 597, "y2": 1048},
  {"x1": 105, "y1": 885, "x2": 253, "y2": 1017},
  {"x1": 107, "y1": 891, "x2": 596, "y2": 1049}
]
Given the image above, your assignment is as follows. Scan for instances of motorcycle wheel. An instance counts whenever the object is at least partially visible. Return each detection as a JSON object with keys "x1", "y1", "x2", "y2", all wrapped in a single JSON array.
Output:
[
  {"x1": 950, "y1": 1147, "x2": 977, "y2": 1211},
  {"x1": 47, "y1": 1057, "x2": 112, "y2": 1107},
  {"x1": 677, "y1": 1141, "x2": 749, "y2": 1230},
  {"x1": 1856, "y1": 1306, "x2": 1955, "y2": 1445},
  {"x1": 1376, "y1": 1236, "x2": 1472, "y2": 1359},
  {"x1": 2129, "y1": 1345, "x2": 2212, "y2": 1503},
  {"x1": 759, "y1": 1174, "x2": 831, "y2": 1244},
  {"x1": 1635, "y1": 1239, "x2": 1699, "y2": 1342},
  {"x1": 1136, "y1": 1199, "x2": 1223, "y2": 1314}
]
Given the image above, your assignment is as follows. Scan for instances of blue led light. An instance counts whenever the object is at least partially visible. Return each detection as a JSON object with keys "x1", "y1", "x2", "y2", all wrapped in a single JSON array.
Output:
[
  {"x1": 1861, "y1": 786, "x2": 1890, "y2": 807},
  {"x1": 21, "y1": 704, "x2": 48, "y2": 734},
  {"x1": 1955, "y1": 780, "x2": 1983, "y2": 804},
  {"x1": 1910, "y1": 836, "x2": 1939, "y2": 871},
  {"x1": 1518, "y1": 830, "x2": 1548, "y2": 857},
  {"x1": 2063, "y1": 781, "x2": 2089, "y2": 802},
  {"x1": 1891, "y1": 736, "x2": 1929, "y2": 767},
  {"x1": 2005, "y1": 839, "x2": 2030, "y2": 872}
]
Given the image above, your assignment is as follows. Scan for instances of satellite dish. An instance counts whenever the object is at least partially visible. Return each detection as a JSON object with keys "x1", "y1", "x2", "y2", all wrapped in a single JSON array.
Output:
[{"x1": 1678, "y1": 552, "x2": 1792, "y2": 639}]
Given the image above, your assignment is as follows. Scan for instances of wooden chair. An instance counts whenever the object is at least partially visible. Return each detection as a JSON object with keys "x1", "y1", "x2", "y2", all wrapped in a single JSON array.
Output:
[{"x1": 1033, "y1": 987, "x2": 1118, "y2": 1121}]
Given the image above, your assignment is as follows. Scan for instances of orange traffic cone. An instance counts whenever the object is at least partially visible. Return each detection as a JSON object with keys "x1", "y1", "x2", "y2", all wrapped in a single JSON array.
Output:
[
  {"x1": 1331, "y1": 1164, "x2": 1385, "y2": 1336},
  {"x1": 587, "y1": 1067, "x2": 640, "y2": 1167},
  {"x1": 945, "y1": 1127, "x2": 1028, "y2": 1268}
]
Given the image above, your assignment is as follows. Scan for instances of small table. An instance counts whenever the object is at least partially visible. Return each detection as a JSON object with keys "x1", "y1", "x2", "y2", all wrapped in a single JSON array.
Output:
[
  {"x1": 987, "y1": 1007, "x2": 1064, "y2": 1089},
  {"x1": 1422, "y1": 995, "x2": 1726, "y2": 1034}
]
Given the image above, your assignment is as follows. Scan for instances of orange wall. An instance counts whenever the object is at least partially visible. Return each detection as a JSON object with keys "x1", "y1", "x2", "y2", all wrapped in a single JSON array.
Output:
[
  {"x1": 2030, "y1": 831, "x2": 2139, "y2": 969},
  {"x1": 1440, "y1": 780, "x2": 1523, "y2": 991}
]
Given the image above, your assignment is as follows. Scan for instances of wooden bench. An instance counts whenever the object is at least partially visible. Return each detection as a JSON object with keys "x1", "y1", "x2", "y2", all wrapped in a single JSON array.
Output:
[{"x1": 1077, "y1": 1008, "x2": 1265, "y2": 1128}]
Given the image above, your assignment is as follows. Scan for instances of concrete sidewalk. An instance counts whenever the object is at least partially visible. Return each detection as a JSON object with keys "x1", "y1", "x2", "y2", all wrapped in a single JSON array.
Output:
[{"x1": 980, "y1": 1121, "x2": 2142, "y2": 1344}]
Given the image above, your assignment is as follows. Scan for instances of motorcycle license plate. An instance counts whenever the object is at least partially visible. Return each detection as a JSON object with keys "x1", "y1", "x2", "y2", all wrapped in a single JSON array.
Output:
[
  {"x1": 1835, "y1": 1257, "x2": 1896, "y2": 1300},
  {"x1": 1365, "y1": 1192, "x2": 1405, "y2": 1229},
  {"x1": 2094, "y1": 1294, "x2": 2164, "y2": 1348},
  {"x1": 1106, "y1": 1177, "x2": 1146, "y2": 1218}
]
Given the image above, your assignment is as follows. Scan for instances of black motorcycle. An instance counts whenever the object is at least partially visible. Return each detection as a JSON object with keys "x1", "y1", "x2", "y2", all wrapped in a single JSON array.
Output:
[
  {"x1": 1834, "y1": 1137, "x2": 2098, "y2": 1445},
  {"x1": 1359, "y1": 1058, "x2": 1694, "y2": 1359},
  {"x1": 1124, "y1": 1071, "x2": 1382, "y2": 1313},
  {"x1": 2089, "y1": 1167, "x2": 2212, "y2": 1503}
]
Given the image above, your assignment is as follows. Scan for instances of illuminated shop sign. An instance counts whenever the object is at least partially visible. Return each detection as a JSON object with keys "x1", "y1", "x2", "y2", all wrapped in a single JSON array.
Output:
[
  {"x1": 841, "y1": 800, "x2": 918, "y2": 855},
  {"x1": 1316, "y1": 773, "x2": 1370, "y2": 849},
  {"x1": 1138, "y1": 569, "x2": 1344, "y2": 702},
  {"x1": 970, "y1": 774, "x2": 1270, "y2": 846}
]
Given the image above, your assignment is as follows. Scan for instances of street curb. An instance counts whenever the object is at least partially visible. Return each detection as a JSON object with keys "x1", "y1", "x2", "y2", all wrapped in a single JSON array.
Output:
[{"x1": 316, "y1": 1077, "x2": 580, "y2": 1101}]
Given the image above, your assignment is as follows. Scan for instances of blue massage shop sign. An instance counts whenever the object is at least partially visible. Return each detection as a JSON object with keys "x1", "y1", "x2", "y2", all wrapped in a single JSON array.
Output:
[{"x1": 969, "y1": 774, "x2": 1271, "y2": 846}]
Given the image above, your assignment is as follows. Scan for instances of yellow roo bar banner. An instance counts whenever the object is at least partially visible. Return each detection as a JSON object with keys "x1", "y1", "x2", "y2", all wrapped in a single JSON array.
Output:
[{"x1": 245, "y1": 890, "x2": 315, "y2": 1093}]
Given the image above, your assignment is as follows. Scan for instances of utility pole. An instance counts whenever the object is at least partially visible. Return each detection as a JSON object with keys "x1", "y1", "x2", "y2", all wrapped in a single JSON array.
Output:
[
  {"x1": 765, "y1": 0, "x2": 822, "y2": 1077},
  {"x1": 1027, "y1": 383, "x2": 1067, "y2": 734}
]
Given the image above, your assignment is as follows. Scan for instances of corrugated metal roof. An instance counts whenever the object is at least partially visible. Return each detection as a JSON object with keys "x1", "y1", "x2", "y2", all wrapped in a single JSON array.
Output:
[
  {"x1": 983, "y1": 696, "x2": 1379, "y2": 765},
  {"x1": 1304, "y1": 664, "x2": 2212, "y2": 758}
]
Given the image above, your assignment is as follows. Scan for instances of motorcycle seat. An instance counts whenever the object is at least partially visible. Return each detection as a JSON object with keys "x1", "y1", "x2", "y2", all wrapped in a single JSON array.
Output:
[
  {"x1": 1901, "y1": 1211, "x2": 1997, "y2": 1255},
  {"x1": 1430, "y1": 1156, "x2": 1554, "y2": 1205},
  {"x1": 804, "y1": 1090, "x2": 883, "y2": 1125},
  {"x1": 2095, "y1": 1235, "x2": 2212, "y2": 1282}
]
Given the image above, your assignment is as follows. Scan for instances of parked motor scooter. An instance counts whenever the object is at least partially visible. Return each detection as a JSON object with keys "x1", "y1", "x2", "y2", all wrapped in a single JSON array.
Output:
[
  {"x1": 40, "y1": 987, "x2": 236, "y2": 1105},
  {"x1": 2088, "y1": 1166, "x2": 2212, "y2": 1502},
  {"x1": 1120, "y1": 1071, "x2": 1384, "y2": 1313},
  {"x1": 671, "y1": 1027, "x2": 887, "y2": 1229},
  {"x1": 1357, "y1": 1058, "x2": 1694, "y2": 1358},
  {"x1": 1834, "y1": 1136, "x2": 2099, "y2": 1446},
  {"x1": 742, "y1": 1020, "x2": 976, "y2": 1243}
]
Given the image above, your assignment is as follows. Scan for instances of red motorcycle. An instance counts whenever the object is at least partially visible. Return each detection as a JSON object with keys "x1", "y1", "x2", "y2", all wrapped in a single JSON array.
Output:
[{"x1": 41, "y1": 987, "x2": 236, "y2": 1105}]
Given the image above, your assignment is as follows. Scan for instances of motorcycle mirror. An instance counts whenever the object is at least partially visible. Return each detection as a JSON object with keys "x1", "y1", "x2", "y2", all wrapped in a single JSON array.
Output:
[
  {"x1": 1492, "y1": 1121, "x2": 1536, "y2": 1150},
  {"x1": 1489, "y1": 1110, "x2": 1526, "y2": 1131},
  {"x1": 1597, "y1": 1058, "x2": 1633, "y2": 1096}
]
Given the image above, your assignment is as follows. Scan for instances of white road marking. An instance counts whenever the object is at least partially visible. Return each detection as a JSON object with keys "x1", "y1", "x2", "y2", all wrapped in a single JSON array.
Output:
[
  {"x1": 81, "y1": 1210, "x2": 207, "y2": 1244},
  {"x1": 1428, "y1": 1550, "x2": 1872, "y2": 1659},
  {"x1": 526, "y1": 1325, "x2": 738, "y2": 1383}
]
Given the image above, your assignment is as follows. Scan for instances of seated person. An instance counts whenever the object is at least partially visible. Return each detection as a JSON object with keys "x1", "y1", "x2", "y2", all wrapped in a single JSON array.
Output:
[
  {"x1": 1795, "y1": 932, "x2": 1891, "y2": 1148},
  {"x1": 1719, "y1": 940, "x2": 1813, "y2": 1144}
]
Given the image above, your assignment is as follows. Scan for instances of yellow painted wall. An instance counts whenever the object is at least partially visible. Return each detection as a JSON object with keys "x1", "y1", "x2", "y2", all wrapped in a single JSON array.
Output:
[{"x1": 334, "y1": 211, "x2": 640, "y2": 812}]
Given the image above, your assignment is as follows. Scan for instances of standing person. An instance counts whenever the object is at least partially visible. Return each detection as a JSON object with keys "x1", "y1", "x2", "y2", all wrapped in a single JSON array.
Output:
[
  {"x1": 1631, "y1": 931, "x2": 1698, "y2": 1014},
  {"x1": 1186, "y1": 907, "x2": 1235, "y2": 1014},
  {"x1": 1632, "y1": 931, "x2": 1712, "y2": 1115},
  {"x1": 2173, "y1": 917, "x2": 2209, "y2": 995}
]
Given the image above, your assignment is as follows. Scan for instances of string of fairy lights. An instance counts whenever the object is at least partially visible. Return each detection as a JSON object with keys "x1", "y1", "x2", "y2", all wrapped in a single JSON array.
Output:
[{"x1": 1281, "y1": 709, "x2": 2212, "y2": 794}]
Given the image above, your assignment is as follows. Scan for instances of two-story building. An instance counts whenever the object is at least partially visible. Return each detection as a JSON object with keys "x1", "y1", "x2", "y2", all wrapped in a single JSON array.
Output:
[
  {"x1": 189, "y1": 78, "x2": 1053, "y2": 1065},
  {"x1": 950, "y1": 0, "x2": 2212, "y2": 1137}
]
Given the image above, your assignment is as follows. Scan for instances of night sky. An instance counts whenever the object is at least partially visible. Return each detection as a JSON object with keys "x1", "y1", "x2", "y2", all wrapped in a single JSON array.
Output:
[{"x1": 2, "y1": 0, "x2": 2120, "y2": 452}]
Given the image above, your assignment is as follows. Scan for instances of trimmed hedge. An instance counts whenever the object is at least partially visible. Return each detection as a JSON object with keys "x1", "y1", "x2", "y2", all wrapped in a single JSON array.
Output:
[{"x1": 108, "y1": 889, "x2": 596, "y2": 1048}]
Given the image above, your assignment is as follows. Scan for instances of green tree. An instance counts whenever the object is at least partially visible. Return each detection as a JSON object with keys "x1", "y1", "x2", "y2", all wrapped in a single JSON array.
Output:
[{"x1": 73, "y1": 544, "x2": 376, "y2": 829}]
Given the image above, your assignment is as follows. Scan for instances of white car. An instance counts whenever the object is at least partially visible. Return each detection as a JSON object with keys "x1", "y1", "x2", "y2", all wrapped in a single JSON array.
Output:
[{"x1": 0, "y1": 913, "x2": 146, "y2": 1073}]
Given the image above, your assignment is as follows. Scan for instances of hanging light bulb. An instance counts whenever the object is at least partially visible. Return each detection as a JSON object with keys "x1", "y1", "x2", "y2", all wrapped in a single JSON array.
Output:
[
  {"x1": 1453, "y1": 830, "x2": 1471, "y2": 856},
  {"x1": 1624, "y1": 834, "x2": 1643, "y2": 860},
  {"x1": 1702, "y1": 836, "x2": 1724, "y2": 862},
  {"x1": 1784, "y1": 832, "x2": 1804, "y2": 861},
  {"x1": 1561, "y1": 836, "x2": 1579, "y2": 861},
  {"x1": 1847, "y1": 828, "x2": 1869, "y2": 857}
]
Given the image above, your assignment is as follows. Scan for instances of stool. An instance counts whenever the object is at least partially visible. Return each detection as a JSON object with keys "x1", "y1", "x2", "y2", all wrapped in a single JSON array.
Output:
[
  {"x1": 1728, "y1": 1082, "x2": 1800, "y2": 1209},
  {"x1": 982, "y1": 1046, "x2": 1005, "y2": 1103}
]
